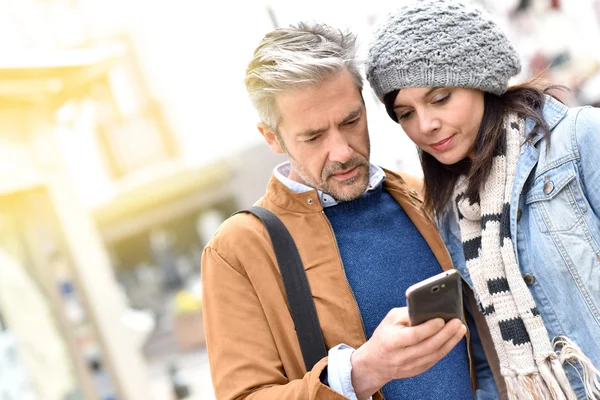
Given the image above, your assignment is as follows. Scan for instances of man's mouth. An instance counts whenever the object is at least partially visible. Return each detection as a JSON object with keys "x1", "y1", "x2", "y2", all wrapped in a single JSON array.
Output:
[{"x1": 332, "y1": 166, "x2": 359, "y2": 181}]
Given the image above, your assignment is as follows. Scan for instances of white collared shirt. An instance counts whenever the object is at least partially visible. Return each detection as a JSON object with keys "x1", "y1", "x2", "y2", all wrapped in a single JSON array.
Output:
[{"x1": 273, "y1": 161, "x2": 386, "y2": 206}]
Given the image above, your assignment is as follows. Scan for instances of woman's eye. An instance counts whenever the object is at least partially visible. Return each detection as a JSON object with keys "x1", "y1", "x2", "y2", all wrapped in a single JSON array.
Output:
[{"x1": 433, "y1": 93, "x2": 451, "y2": 105}]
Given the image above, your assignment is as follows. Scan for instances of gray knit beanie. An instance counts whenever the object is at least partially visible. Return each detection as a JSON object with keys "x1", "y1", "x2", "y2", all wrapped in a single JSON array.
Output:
[{"x1": 366, "y1": 0, "x2": 521, "y2": 101}]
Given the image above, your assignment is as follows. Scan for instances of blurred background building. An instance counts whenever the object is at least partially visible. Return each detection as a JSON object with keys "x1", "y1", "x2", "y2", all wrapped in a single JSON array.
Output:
[{"x1": 0, "y1": 0, "x2": 599, "y2": 399}]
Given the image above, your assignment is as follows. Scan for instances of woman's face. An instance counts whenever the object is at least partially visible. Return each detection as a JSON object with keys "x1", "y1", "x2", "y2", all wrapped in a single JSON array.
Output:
[{"x1": 392, "y1": 87, "x2": 485, "y2": 165}]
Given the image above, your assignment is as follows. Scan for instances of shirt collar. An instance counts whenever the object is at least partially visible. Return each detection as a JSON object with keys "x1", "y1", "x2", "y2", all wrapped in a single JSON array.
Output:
[{"x1": 273, "y1": 161, "x2": 386, "y2": 208}]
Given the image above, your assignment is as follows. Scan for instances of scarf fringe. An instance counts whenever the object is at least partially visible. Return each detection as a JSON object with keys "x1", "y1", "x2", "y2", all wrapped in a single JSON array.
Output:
[
  {"x1": 504, "y1": 337, "x2": 600, "y2": 400},
  {"x1": 504, "y1": 370, "x2": 568, "y2": 400},
  {"x1": 538, "y1": 358, "x2": 575, "y2": 400},
  {"x1": 504, "y1": 362, "x2": 575, "y2": 400},
  {"x1": 555, "y1": 336, "x2": 600, "y2": 399},
  {"x1": 505, "y1": 374, "x2": 527, "y2": 400}
]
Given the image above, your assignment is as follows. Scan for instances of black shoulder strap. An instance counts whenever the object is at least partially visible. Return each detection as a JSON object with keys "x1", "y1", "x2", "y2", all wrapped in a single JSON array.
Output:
[{"x1": 235, "y1": 206, "x2": 327, "y2": 371}]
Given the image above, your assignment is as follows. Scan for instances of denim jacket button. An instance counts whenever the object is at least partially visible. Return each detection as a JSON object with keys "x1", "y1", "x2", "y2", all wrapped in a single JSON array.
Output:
[
  {"x1": 523, "y1": 273, "x2": 536, "y2": 286},
  {"x1": 517, "y1": 209, "x2": 522, "y2": 221},
  {"x1": 543, "y1": 181, "x2": 554, "y2": 195}
]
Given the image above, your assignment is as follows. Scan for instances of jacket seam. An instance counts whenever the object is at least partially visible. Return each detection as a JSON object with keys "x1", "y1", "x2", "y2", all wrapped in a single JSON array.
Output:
[
  {"x1": 572, "y1": 106, "x2": 586, "y2": 191},
  {"x1": 532, "y1": 155, "x2": 578, "y2": 180},
  {"x1": 204, "y1": 245, "x2": 247, "y2": 277}
]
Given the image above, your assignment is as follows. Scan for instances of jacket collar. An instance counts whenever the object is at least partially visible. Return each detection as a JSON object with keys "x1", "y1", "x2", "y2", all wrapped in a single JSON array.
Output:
[
  {"x1": 263, "y1": 167, "x2": 405, "y2": 214},
  {"x1": 262, "y1": 173, "x2": 323, "y2": 214},
  {"x1": 510, "y1": 95, "x2": 570, "y2": 255},
  {"x1": 527, "y1": 95, "x2": 569, "y2": 145},
  {"x1": 261, "y1": 168, "x2": 455, "y2": 272}
]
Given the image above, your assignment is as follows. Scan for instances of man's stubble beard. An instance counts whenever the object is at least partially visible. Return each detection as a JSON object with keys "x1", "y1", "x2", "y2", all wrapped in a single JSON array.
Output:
[{"x1": 286, "y1": 145, "x2": 371, "y2": 203}]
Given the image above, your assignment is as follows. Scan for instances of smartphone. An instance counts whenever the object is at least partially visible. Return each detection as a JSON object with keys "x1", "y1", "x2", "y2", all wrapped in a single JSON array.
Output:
[{"x1": 405, "y1": 269, "x2": 464, "y2": 326}]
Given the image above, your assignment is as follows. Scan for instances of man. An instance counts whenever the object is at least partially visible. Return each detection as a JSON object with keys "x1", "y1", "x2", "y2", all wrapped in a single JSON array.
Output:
[{"x1": 202, "y1": 22, "x2": 501, "y2": 400}]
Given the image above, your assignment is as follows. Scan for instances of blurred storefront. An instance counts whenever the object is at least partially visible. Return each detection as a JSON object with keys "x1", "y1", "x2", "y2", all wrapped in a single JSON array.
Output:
[
  {"x1": 0, "y1": 2, "x2": 284, "y2": 399},
  {"x1": 91, "y1": 142, "x2": 282, "y2": 361},
  {"x1": 0, "y1": 1, "x2": 196, "y2": 399},
  {"x1": 0, "y1": 44, "x2": 150, "y2": 399},
  {"x1": 0, "y1": 1, "x2": 284, "y2": 398}
]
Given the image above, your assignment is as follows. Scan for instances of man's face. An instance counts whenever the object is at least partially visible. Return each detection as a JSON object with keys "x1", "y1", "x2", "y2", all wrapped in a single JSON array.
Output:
[{"x1": 260, "y1": 70, "x2": 371, "y2": 202}]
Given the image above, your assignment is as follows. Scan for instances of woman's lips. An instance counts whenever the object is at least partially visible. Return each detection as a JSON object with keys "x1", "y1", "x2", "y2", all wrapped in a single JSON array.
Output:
[{"x1": 430, "y1": 135, "x2": 455, "y2": 152}]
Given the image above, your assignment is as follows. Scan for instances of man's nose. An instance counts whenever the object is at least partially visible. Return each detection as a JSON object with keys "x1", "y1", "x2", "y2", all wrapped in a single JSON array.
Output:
[{"x1": 328, "y1": 131, "x2": 353, "y2": 164}]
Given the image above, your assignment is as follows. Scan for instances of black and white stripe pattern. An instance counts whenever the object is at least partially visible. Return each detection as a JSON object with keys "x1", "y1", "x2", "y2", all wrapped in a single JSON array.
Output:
[{"x1": 453, "y1": 114, "x2": 591, "y2": 399}]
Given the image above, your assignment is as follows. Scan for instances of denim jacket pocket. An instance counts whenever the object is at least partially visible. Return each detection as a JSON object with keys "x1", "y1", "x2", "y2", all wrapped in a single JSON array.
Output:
[{"x1": 525, "y1": 161, "x2": 587, "y2": 233}]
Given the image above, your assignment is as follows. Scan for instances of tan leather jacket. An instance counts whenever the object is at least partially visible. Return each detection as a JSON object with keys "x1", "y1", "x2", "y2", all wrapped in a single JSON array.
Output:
[{"x1": 202, "y1": 169, "x2": 505, "y2": 400}]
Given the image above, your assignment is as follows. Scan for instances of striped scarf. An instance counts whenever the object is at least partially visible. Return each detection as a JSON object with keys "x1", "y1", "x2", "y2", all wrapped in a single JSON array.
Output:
[{"x1": 453, "y1": 113, "x2": 600, "y2": 399}]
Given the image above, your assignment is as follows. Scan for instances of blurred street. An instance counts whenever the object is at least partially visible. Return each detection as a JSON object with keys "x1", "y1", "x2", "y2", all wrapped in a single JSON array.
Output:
[
  {"x1": 141, "y1": 307, "x2": 214, "y2": 400},
  {"x1": 146, "y1": 349, "x2": 214, "y2": 400}
]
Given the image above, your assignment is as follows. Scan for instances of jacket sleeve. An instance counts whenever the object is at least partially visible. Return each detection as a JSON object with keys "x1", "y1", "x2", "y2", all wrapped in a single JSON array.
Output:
[
  {"x1": 201, "y1": 245, "x2": 348, "y2": 400},
  {"x1": 575, "y1": 106, "x2": 600, "y2": 220}
]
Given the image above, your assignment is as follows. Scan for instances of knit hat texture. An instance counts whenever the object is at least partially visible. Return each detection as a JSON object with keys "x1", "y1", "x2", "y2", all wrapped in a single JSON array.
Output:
[{"x1": 366, "y1": 0, "x2": 521, "y2": 100}]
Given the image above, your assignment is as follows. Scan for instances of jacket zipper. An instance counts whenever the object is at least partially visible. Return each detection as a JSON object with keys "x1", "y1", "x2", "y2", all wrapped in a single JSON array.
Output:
[{"x1": 321, "y1": 211, "x2": 368, "y2": 338}]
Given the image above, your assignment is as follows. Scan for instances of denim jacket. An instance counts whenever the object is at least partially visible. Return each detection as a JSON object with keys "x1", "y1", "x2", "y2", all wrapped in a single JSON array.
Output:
[{"x1": 440, "y1": 95, "x2": 600, "y2": 398}]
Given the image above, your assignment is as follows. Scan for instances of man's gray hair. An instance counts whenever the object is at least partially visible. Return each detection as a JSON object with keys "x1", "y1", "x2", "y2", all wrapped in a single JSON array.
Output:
[{"x1": 245, "y1": 22, "x2": 363, "y2": 132}]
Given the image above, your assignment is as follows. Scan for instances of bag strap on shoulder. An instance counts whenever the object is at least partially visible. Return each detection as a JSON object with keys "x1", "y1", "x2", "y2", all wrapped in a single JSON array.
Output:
[{"x1": 235, "y1": 206, "x2": 327, "y2": 371}]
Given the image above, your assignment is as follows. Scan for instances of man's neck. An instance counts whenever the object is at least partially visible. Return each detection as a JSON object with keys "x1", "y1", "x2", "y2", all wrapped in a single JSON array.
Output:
[
  {"x1": 272, "y1": 161, "x2": 386, "y2": 208},
  {"x1": 286, "y1": 168, "x2": 308, "y2": 186}
]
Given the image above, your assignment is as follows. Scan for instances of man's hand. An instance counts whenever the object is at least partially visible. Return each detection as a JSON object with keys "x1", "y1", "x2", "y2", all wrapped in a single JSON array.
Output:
[{"x1": 350, "y1": 307, "x2": 467, "y2": 400}]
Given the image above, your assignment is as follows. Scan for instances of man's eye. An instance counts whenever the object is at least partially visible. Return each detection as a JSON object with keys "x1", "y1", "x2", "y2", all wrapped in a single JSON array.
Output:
[
  {"x1": 305, "y1": 136, "x2": 320, "y2": 143},
  {"x1": 346, "y1": 118, "x2": 359, "y2": 125},
  {"x1": 397, "y1": 110, "x2": 413, "y2": 120}
]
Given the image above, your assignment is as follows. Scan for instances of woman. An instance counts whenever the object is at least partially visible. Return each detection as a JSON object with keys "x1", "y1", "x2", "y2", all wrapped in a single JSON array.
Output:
[{"x1": 366, "y1": 1, "x2": 600, "y2": 399}]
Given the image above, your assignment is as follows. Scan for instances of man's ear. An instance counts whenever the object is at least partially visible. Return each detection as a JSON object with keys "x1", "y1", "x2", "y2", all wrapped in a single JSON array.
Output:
[{"x1": 257, "y1": 122, "x2": 284, "y2": 154}]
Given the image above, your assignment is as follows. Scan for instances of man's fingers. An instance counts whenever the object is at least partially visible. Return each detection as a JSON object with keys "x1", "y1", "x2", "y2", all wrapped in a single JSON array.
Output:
[
  {"x1": 369, "y1": 316, "x2": 467, "y2": 381},
  {"x1": 392, "y1": 316, "x2": 447, "y2": 347},
  {"x1": 403, "y1": 321, "x2": 467, "y2": 369},
  {"x1": 386, "y1": 326, "x2": 466, "y2": 379},
  {"x1": 385, "y1": 307, "x2": 410, "y2": 326}
]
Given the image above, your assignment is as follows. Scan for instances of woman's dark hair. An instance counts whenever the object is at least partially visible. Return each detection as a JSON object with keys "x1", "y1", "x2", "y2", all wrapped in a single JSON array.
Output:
[{"x1": 383, "y1": 77, "x2": 563, "y2": 217}]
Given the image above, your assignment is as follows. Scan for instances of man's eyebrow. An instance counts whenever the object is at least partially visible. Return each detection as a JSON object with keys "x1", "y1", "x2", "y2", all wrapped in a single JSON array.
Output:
[
  {"x1": 393, "y1": 87, "x2": 440, "y2": 110},
  {"x1": 295, "y1": 107, "x2": 362, "y2": 138},
  {"x1": 296, "y1": 126, "x2": 327, "y2": 139},
  {"x1": 340, "y1": 108, "x2": 362, "y2": 124}
]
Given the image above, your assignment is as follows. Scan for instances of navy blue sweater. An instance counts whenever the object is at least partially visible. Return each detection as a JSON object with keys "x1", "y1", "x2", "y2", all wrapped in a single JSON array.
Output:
[{"x1": 324, "y1": 184, "x2": 473, "y2": 399}]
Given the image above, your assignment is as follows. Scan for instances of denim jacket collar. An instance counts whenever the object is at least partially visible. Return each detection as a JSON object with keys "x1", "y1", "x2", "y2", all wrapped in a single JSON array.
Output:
[
  {"x1": 510, "y1": 96, "x2": 569, "y2": 253},
  {"x1": 526, "y1": 95, "x2": 569, "y2": 146}
]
